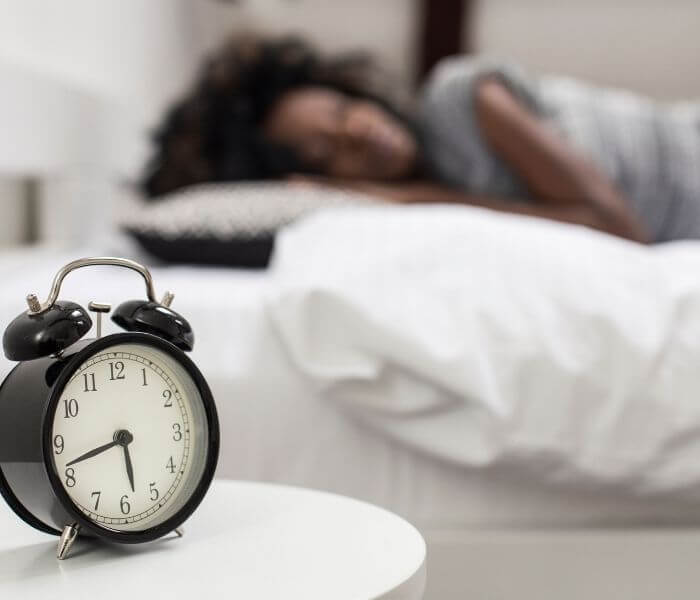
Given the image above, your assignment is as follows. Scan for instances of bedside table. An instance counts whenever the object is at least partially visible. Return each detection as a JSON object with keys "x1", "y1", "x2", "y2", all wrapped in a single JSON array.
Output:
[{"x1": 0, "y1": 480, "x2": 426, "y2": 599}]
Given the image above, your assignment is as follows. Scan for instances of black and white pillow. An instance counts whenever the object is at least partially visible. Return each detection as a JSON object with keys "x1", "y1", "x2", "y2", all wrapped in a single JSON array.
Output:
[{"x1": 122, "y1": 182, "x2": 375, "y2": 268}]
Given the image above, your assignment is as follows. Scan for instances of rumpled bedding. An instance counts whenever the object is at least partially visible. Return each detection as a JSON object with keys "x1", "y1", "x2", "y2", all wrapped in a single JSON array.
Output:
[{"x1": 267, "y1": 204, "x2": 700, "y2": 499}]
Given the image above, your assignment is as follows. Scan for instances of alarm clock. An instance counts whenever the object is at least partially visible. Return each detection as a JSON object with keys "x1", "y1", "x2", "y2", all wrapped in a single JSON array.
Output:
[{"x1": 0, "y1": 257, "x2": 219, "y2": 560}]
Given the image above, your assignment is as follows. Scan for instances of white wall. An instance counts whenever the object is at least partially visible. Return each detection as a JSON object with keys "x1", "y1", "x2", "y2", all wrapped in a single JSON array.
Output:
[
  {"x1": 0, "y1": 179, "x2": 26, "y2": 247},
  {"x1": 191, "y1": 0, "x2": 700, "y2": 100},
  {"x1": 473, "y1": 0, "x2": 700, "y2": 100},
  {"x1": 190, "y1": 0, "x2": 422, "y2": 88},
  {"x1": 0, "y1": 0, "x2": 200, "y2": 128}
]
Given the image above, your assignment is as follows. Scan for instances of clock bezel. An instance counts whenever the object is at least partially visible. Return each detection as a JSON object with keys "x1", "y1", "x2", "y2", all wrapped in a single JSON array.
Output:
[{"x1": 41, "y1": 332, "x2": 219, "y2": 544}]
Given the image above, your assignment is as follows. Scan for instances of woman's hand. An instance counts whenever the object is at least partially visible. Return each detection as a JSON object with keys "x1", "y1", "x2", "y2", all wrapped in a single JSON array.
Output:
[{"x1": 288, "y1": 174, "x2": 415, "y2": 203}]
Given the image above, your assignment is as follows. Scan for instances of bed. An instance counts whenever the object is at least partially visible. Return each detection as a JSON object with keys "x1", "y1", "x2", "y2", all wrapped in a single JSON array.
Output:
[{"x1": 3, "y1": 205, "x2": 700, "y2": 599}]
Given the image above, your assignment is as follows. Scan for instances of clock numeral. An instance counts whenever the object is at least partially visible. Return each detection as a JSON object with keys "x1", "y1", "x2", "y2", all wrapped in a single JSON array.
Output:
[
  {"x1": 82, "y1": 372, "x2": 97, "y2": 392},
  {"x1": 166, "y1": 456, "x2": 176, "y2": 474},
  {"x1": 63, "y1": 398, "x2": 79, "y2": 419},
  {"x1": 65, "y1": 468, "x2": 76, "y2": 488},
  {"x1": 53, "y1": 434, "x2": 64, "y2": 455},
  {"x1": 91, "y1": 491, "x2": 101, "y2": 511},
  {"x1": 149, "y1": 482, "x2": 159, "y2": 501},
  {"x1": 163, "y1": 389, "x2": 173, "y2": 408},
  {"x1": 120, "y1": 494, "x2": 131, "y2": 515},
  {"x1": 141, "y1": 368, "x2": 148, "y2": 387},
  {"x1": 172, "y1": 423, "x2": 182, "y2": 441},
  {"x1": 109, "y1": 361, "x2": 125, "y2": 381}
]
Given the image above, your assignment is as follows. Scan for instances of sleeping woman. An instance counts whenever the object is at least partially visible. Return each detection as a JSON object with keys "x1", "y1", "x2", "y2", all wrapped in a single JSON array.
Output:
[{"x1": 142, "y1": 34, "x2": 700, "y2": 243}]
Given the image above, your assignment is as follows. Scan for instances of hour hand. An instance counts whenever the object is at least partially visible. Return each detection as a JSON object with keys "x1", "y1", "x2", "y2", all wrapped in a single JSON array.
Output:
[
  {"x1": 66, "y1": 440, "x2": 118, "y2": 467},
  {"x1": 123, "y1": 445, "x2": 135, "y2": 492}
]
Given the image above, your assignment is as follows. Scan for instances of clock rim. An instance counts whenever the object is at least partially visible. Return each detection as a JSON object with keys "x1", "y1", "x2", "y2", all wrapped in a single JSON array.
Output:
[{"x1": 41, "y1": 331, "x2": 220, "y2": 544}]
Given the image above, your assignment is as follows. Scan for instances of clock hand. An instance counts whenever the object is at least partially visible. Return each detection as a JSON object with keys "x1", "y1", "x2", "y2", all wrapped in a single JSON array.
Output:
[
  {"x1": 66, "y1": 440, "x2": 118, "y2": 467},
  {"x1": 123, "y1": 444, "x2": 135, "y2": 493},
  {"x1": 64, "y1": 429, "x2": 134, "y2": 470}
]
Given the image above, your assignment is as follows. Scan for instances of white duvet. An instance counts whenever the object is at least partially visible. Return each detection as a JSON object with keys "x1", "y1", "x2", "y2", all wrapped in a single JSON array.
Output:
[{"x1": 267, "y1": 204, "x2": 700, "y2": 500}]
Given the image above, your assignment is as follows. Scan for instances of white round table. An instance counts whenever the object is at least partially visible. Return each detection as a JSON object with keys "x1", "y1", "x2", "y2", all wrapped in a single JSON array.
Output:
[{"x1": 0, "y1": 480, "x2": 426, "y2": 599}]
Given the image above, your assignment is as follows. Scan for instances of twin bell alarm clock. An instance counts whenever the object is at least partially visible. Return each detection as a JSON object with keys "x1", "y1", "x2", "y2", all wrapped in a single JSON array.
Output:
[{"x1": 0, "y1": 257, "x2": 219, "y2": 559}]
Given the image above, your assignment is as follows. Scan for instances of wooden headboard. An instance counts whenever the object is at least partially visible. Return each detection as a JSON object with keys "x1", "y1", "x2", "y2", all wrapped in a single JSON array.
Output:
[{"x1": 418, "y1": 0, "x2": 473, "y2": 83}]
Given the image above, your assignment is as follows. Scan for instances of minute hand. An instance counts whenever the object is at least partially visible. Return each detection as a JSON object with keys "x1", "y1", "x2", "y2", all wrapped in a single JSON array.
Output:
[{"x1": 66, "y1": 441, "x2": 118, "y2": 467}]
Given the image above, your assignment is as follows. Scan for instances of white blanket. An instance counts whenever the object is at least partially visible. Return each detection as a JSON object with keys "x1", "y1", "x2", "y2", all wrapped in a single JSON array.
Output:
[
  {"x1": 267, "y1": 204, "x2": 700, "y2": 500},
  {"x1": 4, "y1": 237, "x2": 700, "y2": 526}
]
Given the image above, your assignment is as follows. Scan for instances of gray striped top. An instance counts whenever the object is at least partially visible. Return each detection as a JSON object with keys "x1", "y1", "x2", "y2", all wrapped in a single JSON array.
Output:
[{"x1": 419, "y1": 56, "x2": 700, "y2": 242}]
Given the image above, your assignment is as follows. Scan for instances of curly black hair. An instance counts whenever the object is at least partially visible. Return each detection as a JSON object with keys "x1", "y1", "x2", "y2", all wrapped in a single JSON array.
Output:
[{"x1": 141, "y1": 34, "x2": 413, "y2": 198}]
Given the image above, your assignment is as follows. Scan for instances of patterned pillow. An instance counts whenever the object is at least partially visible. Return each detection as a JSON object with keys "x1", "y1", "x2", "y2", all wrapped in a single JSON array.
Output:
[{"x1": 121, "y1": 182, "x2": 375, "y2": 268}]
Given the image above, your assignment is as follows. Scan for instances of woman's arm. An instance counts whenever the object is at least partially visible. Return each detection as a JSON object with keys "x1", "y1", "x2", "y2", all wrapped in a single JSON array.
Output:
[
  {"x1": 330, "y1": 179, "x2": 641, "y2": 238},
  {"x1": 295, "y1": 175, "x2": 646, "y2": 241},
  {"x1": 472, "y1": 77, "x2": 648, "y2": 242}
]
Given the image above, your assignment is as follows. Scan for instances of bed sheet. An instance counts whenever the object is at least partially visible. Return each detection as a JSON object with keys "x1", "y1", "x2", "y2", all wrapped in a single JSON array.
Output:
[{"x1": 1, "y1": 243, "x2": 700, "y2": 529}]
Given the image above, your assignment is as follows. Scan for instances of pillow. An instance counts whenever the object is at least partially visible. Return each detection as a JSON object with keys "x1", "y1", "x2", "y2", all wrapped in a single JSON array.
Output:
[
  {"x1": 266, "y1": 203, "x2": 700, "y2": 501},
  {"x1": 121, "y1": 182, "x2": 375, "y2": 268}
]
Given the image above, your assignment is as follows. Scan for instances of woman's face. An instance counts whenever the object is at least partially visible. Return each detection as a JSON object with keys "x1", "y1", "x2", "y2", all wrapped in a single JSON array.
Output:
[{"x1": 263, "y1": 87, "x2": 418, "y2": 180}]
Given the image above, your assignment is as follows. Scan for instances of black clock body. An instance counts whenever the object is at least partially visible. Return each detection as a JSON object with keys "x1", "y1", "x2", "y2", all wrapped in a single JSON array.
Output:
[{"x1": 0, "y1": 332, "x2": 219, "y2": 544}]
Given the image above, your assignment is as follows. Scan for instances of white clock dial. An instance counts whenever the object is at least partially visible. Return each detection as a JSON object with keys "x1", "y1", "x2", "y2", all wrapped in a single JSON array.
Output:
[{"x1": 50, "y1": 342, "x2": 209, "y2": 532}]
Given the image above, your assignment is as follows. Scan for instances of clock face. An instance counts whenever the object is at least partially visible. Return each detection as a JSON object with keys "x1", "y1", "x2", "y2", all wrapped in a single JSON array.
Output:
[{"x1": 49, "y1": 342, "x2": 210, "y2": 532}]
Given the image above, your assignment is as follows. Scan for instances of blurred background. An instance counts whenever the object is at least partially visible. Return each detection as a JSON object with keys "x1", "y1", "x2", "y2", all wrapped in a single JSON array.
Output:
[{"x1": 1, "y1": 0, "x2": 699, "y2": 250}]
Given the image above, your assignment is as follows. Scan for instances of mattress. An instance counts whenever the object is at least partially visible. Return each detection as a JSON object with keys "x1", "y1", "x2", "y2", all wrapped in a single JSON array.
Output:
[{"x1": 1, "y1": 241, "x2": 700, "y2": 532}]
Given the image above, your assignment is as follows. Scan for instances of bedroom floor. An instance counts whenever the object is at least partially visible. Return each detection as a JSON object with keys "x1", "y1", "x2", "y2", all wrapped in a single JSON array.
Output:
[{"x1": 425, "y1": 528, "x2": 700, "y2": 599}]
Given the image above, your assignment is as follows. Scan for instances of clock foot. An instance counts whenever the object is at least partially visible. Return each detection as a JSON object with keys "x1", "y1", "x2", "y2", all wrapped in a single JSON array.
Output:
[
  {"x1": 57, "y1": 523, "x2": 80, "y2": 560},
  {"x1": 174, "y1": 527, "x2": 184, "y2": 538}
]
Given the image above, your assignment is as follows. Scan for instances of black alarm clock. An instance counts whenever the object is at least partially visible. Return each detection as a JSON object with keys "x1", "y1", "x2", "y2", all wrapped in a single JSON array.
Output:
[{"x1": 0, "y1": 257, "x2": 219, "y2": 560}]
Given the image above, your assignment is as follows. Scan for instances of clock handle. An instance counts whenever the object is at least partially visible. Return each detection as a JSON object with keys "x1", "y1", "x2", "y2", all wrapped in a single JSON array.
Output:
[
  {"x1": 3, "y1": 257, "x2": 185, "y2": 361},
  {"x1": 26, "y1": 257, "x2": 166, "y2": 316}
]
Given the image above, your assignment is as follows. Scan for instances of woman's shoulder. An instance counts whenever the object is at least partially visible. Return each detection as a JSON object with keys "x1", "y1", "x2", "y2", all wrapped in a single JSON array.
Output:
[
  {"x1": 421, "y1": 56, "x2": 541, "y2": 109},
  {"x1": 417, "y1": 56, "x2": 537, "y2": 195}
]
